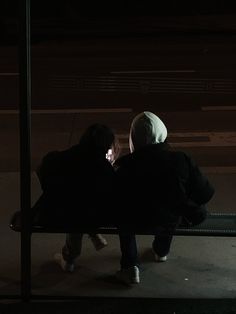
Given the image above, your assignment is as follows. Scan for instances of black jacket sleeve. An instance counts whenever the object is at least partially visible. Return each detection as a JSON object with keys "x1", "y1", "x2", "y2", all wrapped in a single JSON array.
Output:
[
  {"x1": 36, "y1": 151, "x2": 60, "y2": 191},
  {"x1": 178, "y1": 154, "x2": 215, "y2": 226},
  {"x1": 186, "y1": 155, "x2": 215, "y2": 205}
]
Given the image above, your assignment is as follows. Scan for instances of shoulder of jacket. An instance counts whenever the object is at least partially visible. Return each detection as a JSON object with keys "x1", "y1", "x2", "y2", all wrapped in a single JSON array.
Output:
[
  {"x1": 167, "y1": 150, "x2": 195, "y2": 176},
  {"x1": 114, "y1": 153, "x2": 133, "y2": 167},
  {"x1": 169, "y1": 150, "x2": 190, "y2": 162},
  {"x1": 42, "y1": 150, "x2": 60, "y2": 163},
  {"x1": 45, "y1": 150, "x2": 59, "y2": 157}
]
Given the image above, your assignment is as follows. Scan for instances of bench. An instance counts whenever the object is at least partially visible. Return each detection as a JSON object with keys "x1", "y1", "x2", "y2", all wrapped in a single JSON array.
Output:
[
  {"x1": 10, "y1": 211, "x2": 236, "y2": 236},
  {"x1": 9, "y1": 211, "x2": 236, "y2": 302}
]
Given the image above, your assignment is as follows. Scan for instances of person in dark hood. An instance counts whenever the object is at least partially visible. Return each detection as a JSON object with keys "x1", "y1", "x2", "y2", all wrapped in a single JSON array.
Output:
[
  {"x1": 35, "y1": 123, "x2": 119, "y2": 272},
  {"x1": 114, "y1": 111, "x2": 214, "y2": 285}
]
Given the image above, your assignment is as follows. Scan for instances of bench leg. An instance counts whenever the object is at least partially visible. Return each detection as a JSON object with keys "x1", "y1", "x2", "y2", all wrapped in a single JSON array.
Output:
[{"x1": 21, "y1": 232, "x2": 31, "y2": 302}]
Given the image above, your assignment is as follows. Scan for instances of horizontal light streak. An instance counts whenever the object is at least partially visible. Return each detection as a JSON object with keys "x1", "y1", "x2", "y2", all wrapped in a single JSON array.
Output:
[
  {"x1": 118, "y1": 132, "x2": 236, "y2": 147},
  {"x1": 202, "y1": 106, "x2": 236, "y2": 111},
  {"x1": 0, "y1": 73, "x2": 19, "y2": 76},
  {"x1": 0, "y1": 108, "x2": 133, "y2": 114},
  {"x1": 110, "y1": 70, "x2": 196, "y2": 74},
  {"x1": 202, "y1": 167, "x2": 236, "y2": 174}
]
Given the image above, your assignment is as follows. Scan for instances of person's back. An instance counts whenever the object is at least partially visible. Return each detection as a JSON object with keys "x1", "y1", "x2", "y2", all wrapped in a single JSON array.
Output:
[
  {"x1": 35, "y1": 123, "x2": 118, "y2": 227},
  {"x1": 115, "y1": 111, "x2": 214, "y2": 227},
  {"x1": 114, "y1": 111, "x2": 214, "y2": 285}
]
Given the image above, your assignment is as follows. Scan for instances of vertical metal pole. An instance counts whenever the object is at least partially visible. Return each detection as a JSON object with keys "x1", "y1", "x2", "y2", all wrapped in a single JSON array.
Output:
[{"x1": 19, "y1": 0, "x2": 31, "y2": 302}]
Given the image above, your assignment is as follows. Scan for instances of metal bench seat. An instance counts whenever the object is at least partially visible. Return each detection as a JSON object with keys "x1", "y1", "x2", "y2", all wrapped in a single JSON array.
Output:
[{"x1": 10, "y1": 211, "x2": 236, "y2": 237}]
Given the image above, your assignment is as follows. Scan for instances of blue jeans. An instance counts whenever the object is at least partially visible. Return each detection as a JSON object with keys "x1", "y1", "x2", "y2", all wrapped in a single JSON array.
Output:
[{"x1": 119, "y1": 233, "x2": 173, "y2": 269}]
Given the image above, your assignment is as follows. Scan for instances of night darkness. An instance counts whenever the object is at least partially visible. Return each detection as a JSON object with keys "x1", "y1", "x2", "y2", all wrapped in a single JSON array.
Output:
[{"x1": 0, "y1": 0, "x2": 236, "y2": 310}]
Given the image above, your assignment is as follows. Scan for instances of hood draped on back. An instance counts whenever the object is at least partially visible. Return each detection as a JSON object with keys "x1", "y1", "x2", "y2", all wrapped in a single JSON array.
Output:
[{"x1": 129, "y1": 111, "x2": 167, "y2": 152}]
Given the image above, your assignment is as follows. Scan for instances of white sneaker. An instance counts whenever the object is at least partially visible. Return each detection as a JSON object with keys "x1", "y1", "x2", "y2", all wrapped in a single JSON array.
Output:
[
  {"x1": 152, "y1": 249, "x2": 167, "y2": 262},
  {"x1": 116, "y1": 266, "x2": 140, "y2": 285},
  {"x1": 54, "y1": 253, "x2": 75, "y2": 273},
  {"x1": 89, "y1": 234, "x2": 108, "y2": 251}
]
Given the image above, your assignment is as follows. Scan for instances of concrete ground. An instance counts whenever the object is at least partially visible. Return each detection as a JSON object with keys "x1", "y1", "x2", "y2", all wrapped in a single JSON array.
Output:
[{"x1": 0, "y1": 171, "x2": 236, "y2": 299}]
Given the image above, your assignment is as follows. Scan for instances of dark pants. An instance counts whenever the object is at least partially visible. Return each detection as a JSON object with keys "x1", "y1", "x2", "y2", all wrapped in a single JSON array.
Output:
[
  {"x1": 62, "y1": 233, "x2": 100, "y2": 263},
  {"x1": 119, "y1": 233, "x2": 173, "y2": 269},
  {"x1": 62, "y1": 233, "x2": 83, "y2": 263}
]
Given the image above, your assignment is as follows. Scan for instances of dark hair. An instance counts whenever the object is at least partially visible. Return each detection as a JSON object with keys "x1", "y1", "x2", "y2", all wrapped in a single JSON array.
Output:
[{"x1": 79, "y1": 123, "x2": 118, "y2": 156}]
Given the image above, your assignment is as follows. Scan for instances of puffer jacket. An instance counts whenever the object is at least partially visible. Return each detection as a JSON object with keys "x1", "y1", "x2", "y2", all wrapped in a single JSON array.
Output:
[
  {"x1": 115, "y1": 143, "x2": 214, "y2": 227},
  {"x1": 114, "y1": 111, "x2": 214, "y2": 228}
]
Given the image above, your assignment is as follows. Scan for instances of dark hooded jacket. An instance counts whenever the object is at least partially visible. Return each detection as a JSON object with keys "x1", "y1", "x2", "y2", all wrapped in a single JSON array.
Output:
[
  {"x1": 114, "y1": 112, "x2": 214, "y2": 228},
  {"x1": 33, "y1": 144, "x2": 117, "y2": 228}
]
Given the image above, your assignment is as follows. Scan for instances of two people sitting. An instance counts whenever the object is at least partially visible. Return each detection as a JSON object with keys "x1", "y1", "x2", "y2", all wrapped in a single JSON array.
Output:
[{"x1": 35, "y1": 111, "x2": 214, "y2": 285}]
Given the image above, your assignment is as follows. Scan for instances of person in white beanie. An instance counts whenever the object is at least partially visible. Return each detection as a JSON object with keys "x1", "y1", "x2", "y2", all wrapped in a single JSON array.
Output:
[{"x1": 114, "y1": 111, "x2": 214, "y2": 285}]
